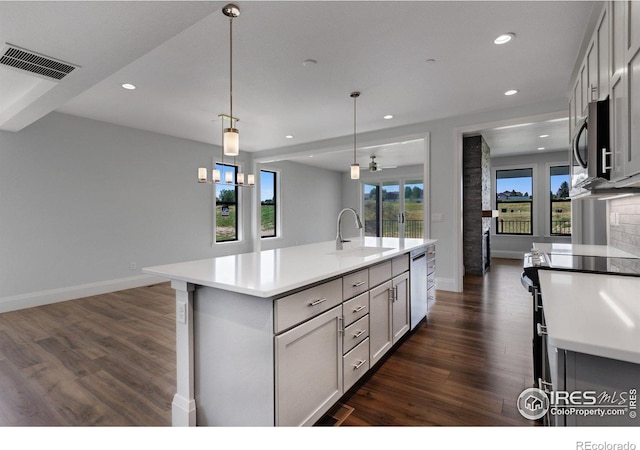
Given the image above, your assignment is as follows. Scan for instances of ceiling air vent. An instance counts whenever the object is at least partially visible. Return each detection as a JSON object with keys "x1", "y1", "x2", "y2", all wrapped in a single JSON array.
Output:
[{"x1": 0, "y1": 43, "x2": 78, "y2": 81}]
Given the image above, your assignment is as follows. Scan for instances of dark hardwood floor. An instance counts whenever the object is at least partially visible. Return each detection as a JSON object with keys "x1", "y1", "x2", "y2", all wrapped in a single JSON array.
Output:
[
  {"x1": 0, "y1": 284, "x2": 176, "y2": 425},
  {"x1": 0, "y1": 259, "x2": 535, "y2": 426},
  {"x1": 338, "y1": 258, "x2": 535, "y2": 426}
]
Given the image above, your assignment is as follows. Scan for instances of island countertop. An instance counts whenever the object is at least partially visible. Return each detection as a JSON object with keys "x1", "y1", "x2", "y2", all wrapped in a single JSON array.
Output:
[
  {"x1": 538, "y1": 270, "x2": 640, "y2": 364},
  {"x1": 143, "y1": 237, "x2": 435, "y2": 298},
  {"x1": 532, "y1": 242, "x2": 640, "y2": 258}
]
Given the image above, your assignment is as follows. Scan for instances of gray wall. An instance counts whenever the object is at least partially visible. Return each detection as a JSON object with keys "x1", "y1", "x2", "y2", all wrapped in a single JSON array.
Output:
[
  {"x1": 257, "y1": 160, "x2": 343, "y2": 251},
  {"x1": 1, "y1": 98, "x2": 570, "y2": 309},
  {"x1": 0, "y1": 112, "x2": 342, "y2": 311},
  {"x1": 490, "y1": 150, "x2": 571, "y2": 258}
]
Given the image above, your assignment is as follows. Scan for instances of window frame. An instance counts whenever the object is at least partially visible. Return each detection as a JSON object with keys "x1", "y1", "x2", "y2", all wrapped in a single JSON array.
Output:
[
  {"x1": 548, "y1": 163, "x2": 572, "y2": 237},
  {"x1": 361, "y1": 177, "x2": 424, "y2": 239},
  {"x1": 494, "y1": 166, "x2": 534, "y2": 236},
  {"x1": 260, "y1": 169, "x2": 279, "y2": 239},
  {"x1": 214, "y1": 163, "x2": 239, "y2": 243}
]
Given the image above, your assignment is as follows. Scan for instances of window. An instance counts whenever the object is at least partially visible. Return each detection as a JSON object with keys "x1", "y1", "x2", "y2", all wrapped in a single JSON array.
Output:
[
  {"x1": 363, "y1": 183, "x2": 380, "y2": 237},
  {"x1": 550, "y1": 165, "x2": 571, "y2": 236},
  {"x1": 215, "y1": 163, "x2": 238, "y2": 242},
  {"x1": 404, "y1": 180, "x2": 424, "y2": 239},
  {"x1": 496, "y1": 168, "x2": 533, "y2": 235},
  {"x1": 260, "y1": 170, "x2": 277, "y2": 238},
  {"x1": 363, "y1": 179, "x2": 424, "y2": 239}
]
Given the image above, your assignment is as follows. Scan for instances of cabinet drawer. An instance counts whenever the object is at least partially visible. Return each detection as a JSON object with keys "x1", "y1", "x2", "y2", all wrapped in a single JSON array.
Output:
[
  {"x1": 427, "y1": 287, "x2": 436, "y2": 311},
  {"x1": 343, "y1": 315, "x2": 369, "y2": 354},
  {"x1": 392, "y1": 254, "x2": 409, "y2": 277},
  {"x1": 427, "y1": 259, "x2": 436, "y2": 275},
  {"x1": 343, "y1": 338, "x2": 370, "y2": 392},
  {"x1": 343, "y1": 269, "x2": 369, "y2": 300},
  {"x1": 426, "y1": 245, "x2": 436, "y2": 259},
  {"x1": 427, "y1": 275, "x2": 436, "y2": 291},
  {"x1": 343, "y1": 292, "x2": 369, "y2": 326},
  {"x1": 274, "y1": 278, "x2": 342, "y2": 333},
  {"x1": 368, "y1": 260, "x2": 392, "y2": 288}
]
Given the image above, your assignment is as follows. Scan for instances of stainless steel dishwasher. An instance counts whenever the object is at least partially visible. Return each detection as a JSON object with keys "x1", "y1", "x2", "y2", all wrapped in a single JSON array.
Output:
[{"x1": 410, "y1": 247, "x2": 428, "y2": 330}]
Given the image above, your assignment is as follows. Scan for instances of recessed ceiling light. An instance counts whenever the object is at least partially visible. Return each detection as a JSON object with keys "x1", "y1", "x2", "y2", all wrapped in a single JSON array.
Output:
[
  {"x1": 537, "y1": 147, "x2": 545, "y2": 150},
  {"x1": 121, "y1": 83, "x2": 136, "y2": 90},
  {"x1": 504, "y1": 89, "x2": 519, "y2": 96},
  {"x1": 302, "y1": 59, "x2": 317, "y2": 67},
  {"x1": 285, "y1": 135, "x2": 294, "y2": 139},
  {"x1": 494, "y1": 33, "x2": 516, "y2": 45},
  {"x1": 383, "y1": 115, "x2": 394, "y2": 120},
  {"x1": 539, "y1": 134, "x2": 549, "y2": 138},
  {"x1": 425, "y1": 58, "x2": 436, "y2": 64}
]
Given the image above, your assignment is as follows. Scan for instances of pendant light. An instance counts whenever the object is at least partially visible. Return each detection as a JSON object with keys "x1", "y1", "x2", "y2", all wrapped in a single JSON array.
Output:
[
  {"x1": 350, "y1": 91, "x2": 360, "y2": 180},
  {"x1": 223, "y1": 3, "x2": 240, "y2": 156},
  {"x1": 197, "y1": 4, "x2": 253, "y2": 188}
]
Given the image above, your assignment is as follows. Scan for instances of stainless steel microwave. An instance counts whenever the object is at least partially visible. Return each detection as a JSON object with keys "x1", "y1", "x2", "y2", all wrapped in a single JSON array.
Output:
[{"x1": 570, "y1": 97, "x2": 610, "y2": 193}]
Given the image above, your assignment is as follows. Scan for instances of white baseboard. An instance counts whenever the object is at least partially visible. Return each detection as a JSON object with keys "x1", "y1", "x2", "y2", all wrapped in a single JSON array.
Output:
[
  {"x1": 435, "y1": 277, "x2": 457, "y2": 292},
  {"x1": 0, "y1": 274, "x2": 167, "y2": 314},
  {"x1": 491, "y1": 250, "x2": 525, "y2": 259}
]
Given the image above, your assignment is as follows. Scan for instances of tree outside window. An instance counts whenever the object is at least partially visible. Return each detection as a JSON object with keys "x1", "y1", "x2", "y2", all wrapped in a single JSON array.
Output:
[
  {"x1": 260, "y1": 170, "x2": 277, "y2": 238},
  {"x1": 550, "y1": 166, "x2": 571, "y2": 236},
  {"x1": 215, "y1": 164, "x2": 238, "y2": 242}
]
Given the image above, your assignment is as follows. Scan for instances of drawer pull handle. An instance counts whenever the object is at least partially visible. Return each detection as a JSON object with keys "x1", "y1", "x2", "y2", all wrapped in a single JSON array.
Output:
[
  {"x1": 353, "y1": 329, "x2": 366, "y2": 338},
  {"x1": 536, "y1": 323, "x2": 547, "y2": 336},
  {"x1": 353, "y1": 359, "x2": 367, "y2": 370},
  {"x1": 538, "y1": 378, "x2": 553, "y2": 393},
  {"x1": 309, "y1": 297, "x2": 327, "y2": 306},
  {"x1": 353, "y1": 305, "x2": 366, "y2": 313},
  {"x1": 352, "y1": 281, "x2": 366, "y2": 287}
]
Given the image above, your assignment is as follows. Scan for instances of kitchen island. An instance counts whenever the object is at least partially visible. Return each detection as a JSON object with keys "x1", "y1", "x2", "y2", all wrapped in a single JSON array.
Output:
[
  {"x1": 537, "y1": 270, "x2": 640, "y2": 426},
  {"x1": 143, "y1": 237, "x2": 435, "y2": 426},
  {"x1": 532, "y1": 243, "x2": 640, "y2": 258}
]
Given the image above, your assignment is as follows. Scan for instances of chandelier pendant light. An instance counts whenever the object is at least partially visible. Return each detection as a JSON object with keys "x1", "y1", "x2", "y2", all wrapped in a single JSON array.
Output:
[
  {"x1": 223, "y1": 3, "x2": 240, "y2": 156},
  {"x1": 350, "y1": 91, "x2": 361, "y2": 180},
  {"x1": 197, "y1": 113, "x2": 254, "y2": 187},
  {"x1": 197, "y1": 4, "x2": 253, "y2": 188}
]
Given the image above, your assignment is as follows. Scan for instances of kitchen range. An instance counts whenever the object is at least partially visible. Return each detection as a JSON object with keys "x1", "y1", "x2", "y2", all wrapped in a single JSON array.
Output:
[{"x1": 521, "y1": 244, "x2": 640, "y2": 426}]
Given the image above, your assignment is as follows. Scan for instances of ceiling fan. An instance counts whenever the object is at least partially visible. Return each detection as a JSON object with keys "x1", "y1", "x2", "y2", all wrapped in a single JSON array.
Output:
[{"x1": 367, "y1": 155, "x2": 397, "y2": 172}]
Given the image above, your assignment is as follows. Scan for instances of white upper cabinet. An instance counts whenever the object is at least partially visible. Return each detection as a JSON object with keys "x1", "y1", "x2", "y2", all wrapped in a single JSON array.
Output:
[
  {"x1": 630, "y1": 0, "x2": 640, "y2": 55},
  {"x1": 626, "y1": 1, "x2": 640, "y2": 178},
  {"x1": 571, "y1": 2, "x2": 640, "y2": 183},
  {"x1": 596, "y1": 7, "x2": 609, "y2": 100}
]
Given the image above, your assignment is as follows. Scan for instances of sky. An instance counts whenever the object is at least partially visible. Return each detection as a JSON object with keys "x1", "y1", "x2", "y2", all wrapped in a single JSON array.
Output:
[{"x1": 496, "y1": 174, "x2": 570, "y2": 197}]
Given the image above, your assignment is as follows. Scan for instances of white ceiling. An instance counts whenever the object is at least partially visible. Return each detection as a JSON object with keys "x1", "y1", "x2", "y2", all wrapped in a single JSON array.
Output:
[
  {"x1": 0, "y1": 1, "x2": 594, "y2": 170},
  {"x1": 480, "y1": 116, "x2": 571, "y2": 158}
]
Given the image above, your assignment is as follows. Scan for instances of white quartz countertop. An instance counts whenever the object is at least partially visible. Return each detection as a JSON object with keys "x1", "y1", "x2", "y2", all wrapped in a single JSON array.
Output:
[
  {"x1": 538, "y1": 270, "x2": 640, "y2": 364},
  {"x1": 143, "y1": 237, "x2": 435, "y2": 298},
  {"x1": 532, "y1": 243, "x2": 640, "y2": 258}
]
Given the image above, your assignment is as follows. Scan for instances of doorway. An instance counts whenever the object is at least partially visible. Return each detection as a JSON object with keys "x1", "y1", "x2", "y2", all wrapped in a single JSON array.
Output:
[{"x1": 363, "y1": 179, "x2": 424, "y2": 239}]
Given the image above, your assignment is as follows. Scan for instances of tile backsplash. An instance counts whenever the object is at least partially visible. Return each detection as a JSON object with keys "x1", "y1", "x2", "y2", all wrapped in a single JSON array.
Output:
[{"x1": 608, "y1": 196, "x2": 640, "y2": 272}]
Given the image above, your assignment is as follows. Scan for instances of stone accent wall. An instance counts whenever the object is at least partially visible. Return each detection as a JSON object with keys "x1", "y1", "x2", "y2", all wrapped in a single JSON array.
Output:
[
  {"x1": 463, "y1": 135, "x2": 491, "y2": 276},
  {"x1": 608, "y1": 196, "x2": 640, "y2": 273}
]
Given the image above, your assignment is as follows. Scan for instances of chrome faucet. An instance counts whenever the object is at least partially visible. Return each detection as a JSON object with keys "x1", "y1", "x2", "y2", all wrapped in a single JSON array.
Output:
[{"x1": 336, "y1": 208, "x2": 363, "y2": 250}]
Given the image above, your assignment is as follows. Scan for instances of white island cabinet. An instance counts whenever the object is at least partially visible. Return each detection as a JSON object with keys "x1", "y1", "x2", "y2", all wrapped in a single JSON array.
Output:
[
  {"x1": 537, "y1": 270, "x2": 640, "y2": 426},
  {"x1": 143, "y1": 237, "x2": 435, "y2": 426}
]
